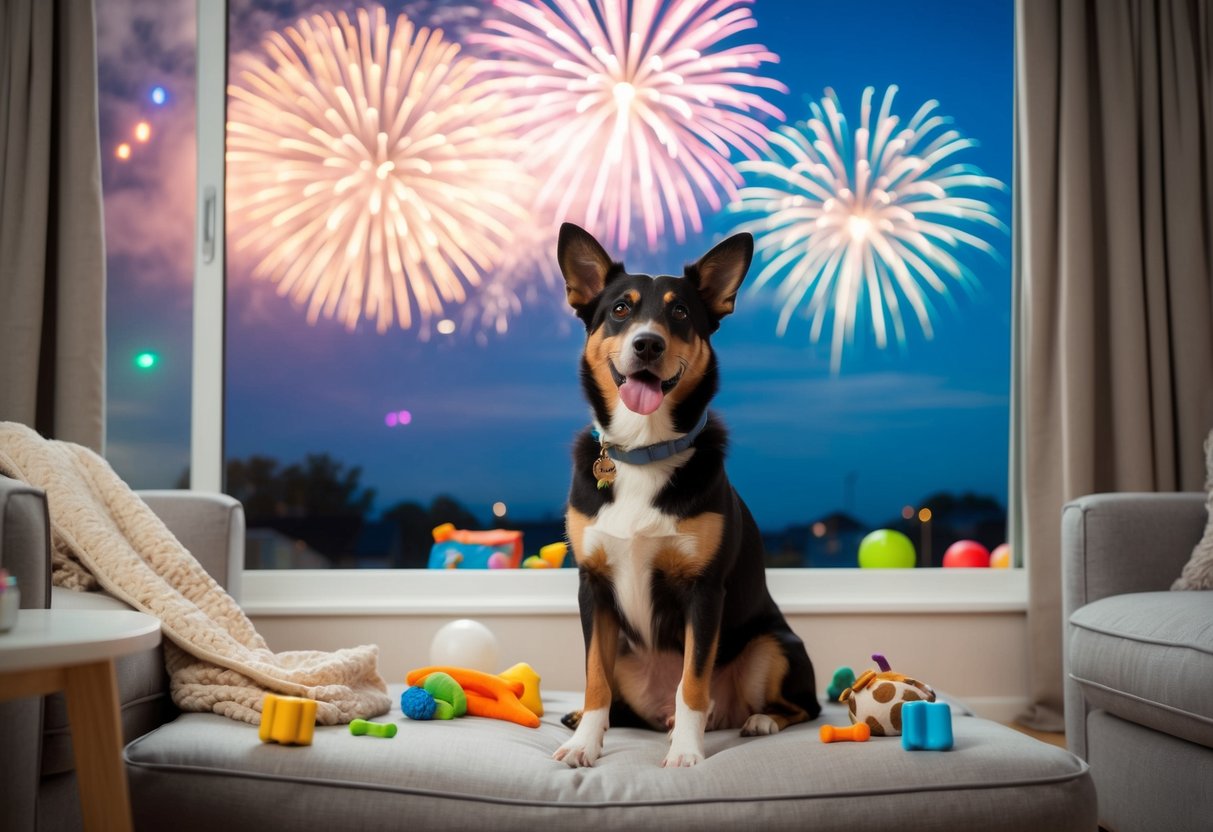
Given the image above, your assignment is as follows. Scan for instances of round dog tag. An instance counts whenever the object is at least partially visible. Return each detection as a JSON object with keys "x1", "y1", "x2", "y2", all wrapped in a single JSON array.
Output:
[{"x1": 593, "y1": 454, "x2": 616, "y2": 488}]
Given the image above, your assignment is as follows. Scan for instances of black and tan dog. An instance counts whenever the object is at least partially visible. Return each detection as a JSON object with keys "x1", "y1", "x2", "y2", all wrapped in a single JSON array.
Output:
[{"x1": 553, "y1": 223, "x2": 820, "y2": 768}]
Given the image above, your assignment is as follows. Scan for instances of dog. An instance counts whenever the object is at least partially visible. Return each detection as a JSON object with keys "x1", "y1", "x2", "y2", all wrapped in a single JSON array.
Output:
[{"x1": 553, "y1": 223, "x2": 820, "y2": 768}]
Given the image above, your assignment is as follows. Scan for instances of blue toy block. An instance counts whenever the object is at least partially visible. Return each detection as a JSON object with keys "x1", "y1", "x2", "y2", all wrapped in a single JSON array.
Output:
[{"x1": 901, "y1": 700, "x2": 953, "y2": 751}]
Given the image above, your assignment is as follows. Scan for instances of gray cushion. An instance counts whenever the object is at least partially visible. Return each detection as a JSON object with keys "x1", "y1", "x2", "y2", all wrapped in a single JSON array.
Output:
[
  {"x1": 1069, "y1": 591, "x2": 1213, "y2": 749},
  {"x1": 126, "y1": 689, "x2": 1094, "y2": 832}
]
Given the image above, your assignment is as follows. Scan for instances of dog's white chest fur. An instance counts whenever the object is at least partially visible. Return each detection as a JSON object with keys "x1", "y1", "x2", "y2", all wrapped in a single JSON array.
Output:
[{"x1": 584, "y1": 448, "x2": 690, "y2": 647}]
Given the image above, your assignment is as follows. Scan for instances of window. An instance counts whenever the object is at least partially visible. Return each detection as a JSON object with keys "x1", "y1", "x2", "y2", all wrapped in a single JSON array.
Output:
[
  {"x1": 100, "y1": 0, "x2": 197, "y2": 489},
  {"x1": 107, "y1": 0, "x2": 1016, "y2": 586}
]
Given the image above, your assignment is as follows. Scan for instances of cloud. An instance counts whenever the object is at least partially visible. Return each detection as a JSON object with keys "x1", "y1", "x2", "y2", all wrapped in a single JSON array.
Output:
[{"x1": 97, "y1": 0, "x2": 198, "y2": 287}]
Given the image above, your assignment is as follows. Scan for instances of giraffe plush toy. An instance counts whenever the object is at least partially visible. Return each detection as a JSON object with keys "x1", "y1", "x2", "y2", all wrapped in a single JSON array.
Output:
[{"x1": 838, "y1": 654, "x2": 936, "y2": 737}]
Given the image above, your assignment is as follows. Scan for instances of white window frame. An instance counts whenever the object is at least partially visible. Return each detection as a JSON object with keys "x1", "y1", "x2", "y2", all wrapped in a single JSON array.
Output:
[{"x1": 193, "y1": 1, "x2": 1026, "y2": 618}]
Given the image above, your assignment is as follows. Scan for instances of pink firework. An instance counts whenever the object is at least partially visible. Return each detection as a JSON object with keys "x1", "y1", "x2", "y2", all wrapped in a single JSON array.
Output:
[{"x1": 471, "y1": 0, "x2": 786, "y2": 252}]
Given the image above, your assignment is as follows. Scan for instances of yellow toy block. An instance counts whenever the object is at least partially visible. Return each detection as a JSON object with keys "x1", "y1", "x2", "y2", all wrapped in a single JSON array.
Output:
[{"x1": 259, "y1": 693, "x2": 317, "y2": 746}]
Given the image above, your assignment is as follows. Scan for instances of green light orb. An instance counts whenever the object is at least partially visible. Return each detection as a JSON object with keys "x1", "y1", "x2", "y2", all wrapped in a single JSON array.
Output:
[{"x1": 134, "y1": 351, "x2": 158, "y2": 370}]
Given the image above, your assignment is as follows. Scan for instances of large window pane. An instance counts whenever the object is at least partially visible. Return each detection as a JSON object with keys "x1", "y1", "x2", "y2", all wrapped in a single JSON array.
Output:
[
  {"x1": 223, "y1": 0, "x2": 1013, "y2": 570},
  {"x1": 99, "y1": 0, "x2": 197, "y2": 488}
]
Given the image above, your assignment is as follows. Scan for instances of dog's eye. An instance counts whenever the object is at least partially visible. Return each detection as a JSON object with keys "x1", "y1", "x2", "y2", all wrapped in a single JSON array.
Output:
[
  {"x1": 612, "y1": 301, "x2": 631, "y2": 320},
  {"x1": 670, "y1": 303, "x2": 689, "y2": 321}
]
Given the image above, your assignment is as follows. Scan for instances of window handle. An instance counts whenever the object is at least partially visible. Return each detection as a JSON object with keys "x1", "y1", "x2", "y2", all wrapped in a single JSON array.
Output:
[{"x1": 202, "y1": 186, "x2": 216, "y2": 264}]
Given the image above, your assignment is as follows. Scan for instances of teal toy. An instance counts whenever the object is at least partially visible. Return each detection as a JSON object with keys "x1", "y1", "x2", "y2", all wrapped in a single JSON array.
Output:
[
  {"x1": 349, "y1": 719, "x2": 397, "y2": 738},
  {"x1": 901, "y1": 701, "x2": 953, "y2": 751},
  {"x1": 827, "y1": 666, "x2": 856, "y2": 701}
]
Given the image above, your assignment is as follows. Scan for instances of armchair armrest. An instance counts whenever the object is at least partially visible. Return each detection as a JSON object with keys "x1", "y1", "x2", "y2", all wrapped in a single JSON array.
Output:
[
  {"x1": 137, "y1": 490, "x2": 245, "y2": 601},
  {"x1": 1061, "y1": 491, "x2": 1206, "y2": 759},
  {"x1": 1062, "y1": 492, "x2": 1206, "y2": 617},
  {"x1": 0, "y1": 473, "x2": 50, "y2": 609}
]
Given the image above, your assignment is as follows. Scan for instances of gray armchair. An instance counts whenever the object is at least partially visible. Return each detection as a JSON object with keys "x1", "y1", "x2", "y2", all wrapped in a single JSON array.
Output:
[
  {"x1": 1062, "y1": 492, "x2": 1213, "y2": 832},
  {"x1": 0, "y1": 474, "x2": 244, "y2": 832}
]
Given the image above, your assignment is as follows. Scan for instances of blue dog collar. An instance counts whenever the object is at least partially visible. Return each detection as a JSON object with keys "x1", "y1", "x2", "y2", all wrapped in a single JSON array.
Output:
[{"x1": 591, "y1": 410, "x2": 709, "y2": 465}]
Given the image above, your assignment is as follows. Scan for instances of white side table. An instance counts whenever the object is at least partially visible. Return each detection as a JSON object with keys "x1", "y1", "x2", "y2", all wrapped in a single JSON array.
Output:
[{"x1": 0, "y1": 609, "x2": 161, "y2": 832}]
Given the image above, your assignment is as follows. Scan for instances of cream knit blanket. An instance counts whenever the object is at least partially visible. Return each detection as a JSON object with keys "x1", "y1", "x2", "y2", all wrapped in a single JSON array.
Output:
[{"x1": 0, "y1": 422, "x2": 391, "y2": 725}]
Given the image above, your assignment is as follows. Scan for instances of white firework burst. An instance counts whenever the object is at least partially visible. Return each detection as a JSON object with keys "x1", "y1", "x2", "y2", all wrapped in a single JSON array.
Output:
[
  {"x1": 470, "y1": 0, "x2": 786, "y2": 253},
  {"x1": 226, "y1": 6, "x2": 532, "y2": 333},
  {"x1": 730, "y1": 85, "x2": 1006, "y2": 372}
]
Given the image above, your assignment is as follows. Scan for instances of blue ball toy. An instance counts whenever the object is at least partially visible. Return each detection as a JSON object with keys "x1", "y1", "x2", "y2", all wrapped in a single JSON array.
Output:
[{"x1": 401, "y1": 685, "x2": 436, "y2": 720}]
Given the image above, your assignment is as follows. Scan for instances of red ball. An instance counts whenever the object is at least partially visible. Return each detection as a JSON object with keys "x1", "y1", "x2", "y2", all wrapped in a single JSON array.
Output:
[{"x1": 942, "y1": 540, "x2": 990, "y2": 568}]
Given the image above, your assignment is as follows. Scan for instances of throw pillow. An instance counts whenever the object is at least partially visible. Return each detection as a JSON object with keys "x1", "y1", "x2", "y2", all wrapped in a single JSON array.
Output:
[{"x1": 1173, "y1": 428, "x2": 1213, "y2": 590}]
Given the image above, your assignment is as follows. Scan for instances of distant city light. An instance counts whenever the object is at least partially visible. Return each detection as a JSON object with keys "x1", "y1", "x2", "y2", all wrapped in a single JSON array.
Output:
[
  {"x1": 901, "y1": 505, "x2": 915, "y2": 520},
  {"x1": 150, "y1": 86, "x2": 168, "y2": 106},
  {"x1": 811, "y1": 522, "x2": 826, "y2": 538},
  {"x1": 918, "y1": 508, "x2": 933, "y2": 522},
  {"x1": 134, "y1": 121, "x2": 151, "y2": 142},
  {"x1": 115, "y1": 143, "x2": 131, "y2": 160},
  {"x1": 134, "y1": 351, "x2": 158, "y2": 370},
  {"x1": 492, "y1": 502, "x2": 507, "y2": 518},
  {"x1": 436, "y1": 319, "x2": 456, "y2": 336}
]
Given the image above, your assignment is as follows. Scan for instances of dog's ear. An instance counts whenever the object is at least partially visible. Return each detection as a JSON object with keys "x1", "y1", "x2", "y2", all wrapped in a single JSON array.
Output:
[
  {"x1": 689, "y1": 232, "x2": 753, "y2": 323},
  {"x1": 558, "y1": 223, "x2": 616, "y2": 311}
]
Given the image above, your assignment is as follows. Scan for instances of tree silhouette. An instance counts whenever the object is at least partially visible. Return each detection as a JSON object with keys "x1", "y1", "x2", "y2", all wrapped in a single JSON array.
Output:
[
  {"x1": 219, "y1": 453, "x2": 376, "y2": 565},
  {"x1": 221, "y1": 453, "x2": 375, "y2": 518}
]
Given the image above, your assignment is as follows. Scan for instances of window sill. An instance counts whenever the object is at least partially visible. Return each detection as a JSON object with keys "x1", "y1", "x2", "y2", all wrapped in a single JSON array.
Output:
[{"x1": 240, "y1": 567, "x2": 1027, "y2": 617}]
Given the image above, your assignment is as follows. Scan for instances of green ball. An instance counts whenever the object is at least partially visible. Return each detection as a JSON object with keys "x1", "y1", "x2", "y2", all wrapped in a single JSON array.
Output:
[{"x1": 858, "y1": 529, "x2": 917, "y2": 569}]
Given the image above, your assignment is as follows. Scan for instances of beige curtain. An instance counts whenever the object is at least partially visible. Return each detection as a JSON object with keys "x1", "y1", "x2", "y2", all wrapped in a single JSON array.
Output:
[
  {"x1": 1015, "y1": 0, "x2": 1213, "y2": 730},
  {"x1": 0, "y1": 0, "x2": 106, "y2": 452}
]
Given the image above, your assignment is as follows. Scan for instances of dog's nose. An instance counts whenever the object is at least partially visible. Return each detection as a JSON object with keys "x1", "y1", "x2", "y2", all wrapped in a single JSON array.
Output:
[{"x1": 632, "y1": 333, "x2": 666, "y2": 363}]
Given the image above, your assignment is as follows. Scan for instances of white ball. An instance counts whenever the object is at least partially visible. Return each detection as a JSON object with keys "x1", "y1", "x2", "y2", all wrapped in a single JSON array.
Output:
[{"x1": 429, "y1": 618, "x2": 500, "y2": 672}]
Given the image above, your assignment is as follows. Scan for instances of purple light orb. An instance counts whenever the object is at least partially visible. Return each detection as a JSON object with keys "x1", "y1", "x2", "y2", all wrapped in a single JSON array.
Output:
[
  {"x1": 385, "y1": 412, "x2": 399, "y2": 427},
  {"x1": 397, "y1": 410, "x2": 412, "y2": 425}
]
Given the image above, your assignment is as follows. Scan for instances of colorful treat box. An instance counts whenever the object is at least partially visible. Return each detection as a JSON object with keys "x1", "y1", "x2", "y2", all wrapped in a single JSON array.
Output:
[{"x1": 427, "y1": 524, "x2": 523, "y2": 569}]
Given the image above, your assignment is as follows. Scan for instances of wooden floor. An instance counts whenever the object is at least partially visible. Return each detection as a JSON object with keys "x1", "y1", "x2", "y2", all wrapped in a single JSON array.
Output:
[{"x1": 1007, "y1": 723, "x2": 1067, "y2": 749}]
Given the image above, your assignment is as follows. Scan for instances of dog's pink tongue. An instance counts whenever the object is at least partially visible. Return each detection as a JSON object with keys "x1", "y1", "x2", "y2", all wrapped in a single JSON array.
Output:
[{"x1": 619, "y1": 375, "x2": 664, "y2": 415}]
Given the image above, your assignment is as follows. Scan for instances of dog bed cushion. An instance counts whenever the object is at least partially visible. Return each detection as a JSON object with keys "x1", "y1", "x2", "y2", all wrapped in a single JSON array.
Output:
[{"x1": 125, "y1": 689, "x2": 1094, "y2": 831}]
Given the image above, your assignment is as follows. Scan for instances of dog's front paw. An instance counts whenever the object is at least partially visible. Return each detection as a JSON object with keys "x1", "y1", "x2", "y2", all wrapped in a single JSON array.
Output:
[
  {"x1": 554, "y1": 735, "x2": 602, "y2": 768},
  {"x1": 741, "y1": 714, "x2": 780, "y2": 736},
  {"x1": 661, "y1": 748, "x2": 704, "y2": 768},
  {"x1": 661, "y1": 731, "x2": 705, "y2": 767}
]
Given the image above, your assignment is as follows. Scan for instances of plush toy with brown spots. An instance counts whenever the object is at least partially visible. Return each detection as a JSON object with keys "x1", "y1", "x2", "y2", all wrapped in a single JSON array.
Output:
[{"x1": 837, "y1": 654, "x2": 936, "y2": 737}]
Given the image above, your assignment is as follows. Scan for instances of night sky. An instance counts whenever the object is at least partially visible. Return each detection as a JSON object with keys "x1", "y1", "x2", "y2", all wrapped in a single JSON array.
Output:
[{"x1": 101, "y1": 0, "x2": 1014, "y2": 536}]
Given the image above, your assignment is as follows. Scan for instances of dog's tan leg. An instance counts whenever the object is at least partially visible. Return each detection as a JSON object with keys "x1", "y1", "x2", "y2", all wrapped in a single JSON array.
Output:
[
  {"x1": 741, "y1": 648, "x2": 810, "y2": 736},
  {"x1": 741, "y1": 705, "x2": 810, "y2": 736},
  {"x1": 664, "y1": 617, "x2": 720, "y2": 767},
  {"x1": 554, "y1": 608, "x2": 618, "y2": 767}
]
